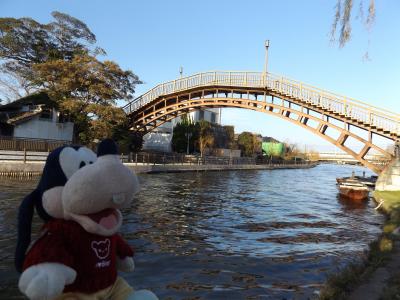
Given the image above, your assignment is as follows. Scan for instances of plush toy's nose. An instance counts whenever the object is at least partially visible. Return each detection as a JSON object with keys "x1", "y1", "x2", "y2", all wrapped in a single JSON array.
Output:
[{"x1": 97, "y1": 139, "x2": 118, "y2": 157}]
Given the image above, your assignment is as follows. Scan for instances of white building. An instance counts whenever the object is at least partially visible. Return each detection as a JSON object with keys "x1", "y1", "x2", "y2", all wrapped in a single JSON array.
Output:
[
  {"x1": 0, "y1": 93, "x2": 74, "y2": 142},
  {"x1": 143, "y1": 108, "x2": 222, "y2": 152}
]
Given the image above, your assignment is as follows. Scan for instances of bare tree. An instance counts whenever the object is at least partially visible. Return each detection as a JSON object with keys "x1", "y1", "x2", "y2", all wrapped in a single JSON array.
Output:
[{"x1": 0, "y1": 68, "x2": 34, "y2": 102}]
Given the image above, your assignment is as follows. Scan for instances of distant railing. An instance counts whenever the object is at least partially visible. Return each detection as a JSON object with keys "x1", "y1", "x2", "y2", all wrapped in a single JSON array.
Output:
[
  {"x1": 120, "y1": 152, "x2": 314, "y2": 166},
  {"x1": 0, "y1": 149, "x2": 317, "y2": 170},
  {"x1": 0, "y1": 136, "x2": 70, "y2": 152},
  {"x1": 120, "y1": 152, "x2": 256, "y2": 165},
  {"x1": 123, "y1": 71, "x2": 400, "y2": 136},
  {"x1": 0, "y1": 150, "x2": 48, "y2": 162}
]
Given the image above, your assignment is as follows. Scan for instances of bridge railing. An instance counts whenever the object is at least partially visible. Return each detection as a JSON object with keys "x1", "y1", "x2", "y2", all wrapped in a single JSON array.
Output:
[{"x1": 123, "y1": 71, "x2": 399, "y2": 135}]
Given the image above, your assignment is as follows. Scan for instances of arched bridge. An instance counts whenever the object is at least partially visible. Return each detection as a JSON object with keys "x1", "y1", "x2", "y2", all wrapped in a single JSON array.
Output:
[{"x1": 123, "y1": 71, "x2": 400, "y2": 174}]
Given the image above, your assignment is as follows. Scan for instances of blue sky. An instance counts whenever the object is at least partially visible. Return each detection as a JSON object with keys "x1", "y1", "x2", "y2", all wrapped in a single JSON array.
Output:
[{"x1": 1, "y1": 0, "x2": 399, "y2": 150}]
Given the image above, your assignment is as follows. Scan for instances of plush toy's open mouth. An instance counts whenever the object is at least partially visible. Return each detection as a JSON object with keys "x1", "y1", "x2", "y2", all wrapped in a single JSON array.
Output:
[
  {"x1": 86, "y1": 208, "x2": 118, "y2": 230},
  {"x1": 67, "y1": 208, "x2": 122, "y2": 236}
]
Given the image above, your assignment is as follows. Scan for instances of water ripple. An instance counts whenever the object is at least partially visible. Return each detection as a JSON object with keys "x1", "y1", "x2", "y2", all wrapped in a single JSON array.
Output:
[{"x1": 0, "y1": 164, "x2": 385, "y2": 299}]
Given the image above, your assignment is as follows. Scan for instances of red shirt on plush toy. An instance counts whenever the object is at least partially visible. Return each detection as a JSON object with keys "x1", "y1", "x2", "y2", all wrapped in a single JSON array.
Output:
[
  {"x1": 16, "y1": 139, "x2": 158, "y2": 300},
  {"x1": 23, "y1": 220, "x2": 134, "y2": 294}
]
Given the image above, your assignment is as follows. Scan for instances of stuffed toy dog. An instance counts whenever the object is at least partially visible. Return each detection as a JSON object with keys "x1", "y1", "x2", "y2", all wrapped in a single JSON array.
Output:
[{"x1": 15, "y1": 139, "x2": 158, "y2": 300}]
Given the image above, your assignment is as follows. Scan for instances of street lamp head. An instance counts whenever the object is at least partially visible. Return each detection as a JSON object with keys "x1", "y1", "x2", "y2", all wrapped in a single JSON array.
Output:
[{"x1": 265, "y1": 40, "x2": 270, "y2": 48}]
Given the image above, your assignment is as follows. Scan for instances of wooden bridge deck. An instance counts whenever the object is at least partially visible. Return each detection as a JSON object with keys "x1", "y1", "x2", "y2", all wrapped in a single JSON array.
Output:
[{"x1": 123, "y1": 71, "x2": 399, "y2": 173}]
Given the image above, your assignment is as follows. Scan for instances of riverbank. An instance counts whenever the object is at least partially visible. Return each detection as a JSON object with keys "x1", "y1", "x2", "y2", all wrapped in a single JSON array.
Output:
[
  {"x1": 0, "y1": 161, "x2": 317, "y2": 178},
  {"x1": 319, "y1": 190, "x2": 400, "y2": 300}
]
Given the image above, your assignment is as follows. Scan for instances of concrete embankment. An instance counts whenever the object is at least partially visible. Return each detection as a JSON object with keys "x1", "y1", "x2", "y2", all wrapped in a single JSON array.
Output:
[{"x1": 0, "y1": 161, "x2": 317, "y2": 178}]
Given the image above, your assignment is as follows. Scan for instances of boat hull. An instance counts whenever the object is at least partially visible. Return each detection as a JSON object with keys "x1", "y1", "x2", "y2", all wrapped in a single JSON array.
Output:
[{"x1": 338, "y1": 185, "x2": 369, "y2": 201}]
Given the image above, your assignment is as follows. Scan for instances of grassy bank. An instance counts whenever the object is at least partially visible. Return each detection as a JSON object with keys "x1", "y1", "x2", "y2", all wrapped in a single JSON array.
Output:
[{"x1": 319, "y1": 191, "x2": 400, "y2": 300}]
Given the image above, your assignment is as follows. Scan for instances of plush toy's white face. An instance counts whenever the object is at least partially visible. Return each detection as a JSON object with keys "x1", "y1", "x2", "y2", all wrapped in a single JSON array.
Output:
[
  {"x1": 43, "y1": 146, "x2": 140, "y2": 236},
  {"x1": 42, "y1": 147, "x2": 97, "y2": 220}
]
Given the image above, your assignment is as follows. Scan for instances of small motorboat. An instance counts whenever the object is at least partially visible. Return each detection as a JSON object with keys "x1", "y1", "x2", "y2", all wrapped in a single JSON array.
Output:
[
  {"x1": 336, "y1": 176, "x2": 377, "y2": 188},
  {"x1": 338, "y1": 181, "x2": 369, "y2": 201},
  {"x1": 336, "y1": 171, "x2": 377, "y2": 189},
  {"x1": 336, "y1": 174, "x2": 370, "y2": 201}
]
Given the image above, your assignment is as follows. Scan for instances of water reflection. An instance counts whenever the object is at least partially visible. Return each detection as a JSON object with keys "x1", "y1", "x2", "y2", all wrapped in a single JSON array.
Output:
[{"x1": 0, "y1": 164, "x2": 385, "y2": 299}]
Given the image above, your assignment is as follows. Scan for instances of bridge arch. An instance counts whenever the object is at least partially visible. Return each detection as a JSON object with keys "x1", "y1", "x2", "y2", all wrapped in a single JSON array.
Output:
[{"x1": 124, "y1": 72, "x2": 400, "y2": 174}]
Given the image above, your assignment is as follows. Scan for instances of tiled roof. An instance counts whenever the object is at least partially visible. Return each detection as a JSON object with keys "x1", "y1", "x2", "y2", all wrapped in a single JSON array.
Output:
[
  {"x1": 6, "y1": 107, "x2": 43, "y2": 125},
  {"x1": 0, "y1": 92, "x2": 55, "y2": 111}
]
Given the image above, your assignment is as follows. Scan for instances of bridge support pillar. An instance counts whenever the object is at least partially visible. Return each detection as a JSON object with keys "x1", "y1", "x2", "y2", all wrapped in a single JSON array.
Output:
[{"x1": 375, "y1": 141, "x2": 400, "y2": 191}]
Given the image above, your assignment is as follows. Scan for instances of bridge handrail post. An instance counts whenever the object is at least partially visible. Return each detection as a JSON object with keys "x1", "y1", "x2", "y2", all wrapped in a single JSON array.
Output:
[
  {"x1": 244, "y1": 72, "x2": 247, "y2": 86},
  {"x1": 368, "y1": 110, "x2": 372, "y2": 123},
  {"x1": 300, "y1": 83, "x2": 303, "y2": 99},
  {"x1": 200, "y1": 73, "x2": 203, "y2": 86},
  {"x1": 213, "y1": 72, "x2": 216, "y2": 84},
  {"x1": 229, "y1": 72, "x2": 232, "y2": 85}
]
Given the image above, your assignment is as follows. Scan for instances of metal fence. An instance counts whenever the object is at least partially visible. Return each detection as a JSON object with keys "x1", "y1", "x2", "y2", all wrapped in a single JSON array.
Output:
[
  {"x1": 120, "y1": 152, "x2": 313, "y2": 166},
  {"x1": 0, "y1": 136, "x2": 70, "y2": 152},
  {"x1": 0, "y1": 149, "x2": 313, "y2": 166},
  {"x1": 120, "y1": 153, "x2": 257, "y2": 165},
  {"x1": 0, "y1": 150, "x2": 48, "y2": 162}
]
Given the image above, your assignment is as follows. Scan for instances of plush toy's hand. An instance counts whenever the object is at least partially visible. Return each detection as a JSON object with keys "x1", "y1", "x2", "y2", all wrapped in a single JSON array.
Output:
[
  {"x1": 117, "y1": 256, "x2": 135, "y2": 272},
  {"x1": 19, "y1": 263, "x2": 76, "y2": 300}
]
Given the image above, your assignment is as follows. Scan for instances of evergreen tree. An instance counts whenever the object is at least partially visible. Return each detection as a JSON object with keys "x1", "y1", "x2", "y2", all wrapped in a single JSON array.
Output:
[{"x1": 0, "y1": 12, "x2": 141, "y2": 144}]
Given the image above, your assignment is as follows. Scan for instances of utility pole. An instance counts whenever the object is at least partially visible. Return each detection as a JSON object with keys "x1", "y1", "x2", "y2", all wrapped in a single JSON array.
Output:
[{"x1": 186, "y1": 131, "x2": 192, "y2": 155}]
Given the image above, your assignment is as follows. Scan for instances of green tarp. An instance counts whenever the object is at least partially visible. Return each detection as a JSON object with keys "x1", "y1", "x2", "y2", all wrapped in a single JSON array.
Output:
[{"x1": 262, "y1": 142, "x2": 284, "y2": 156}]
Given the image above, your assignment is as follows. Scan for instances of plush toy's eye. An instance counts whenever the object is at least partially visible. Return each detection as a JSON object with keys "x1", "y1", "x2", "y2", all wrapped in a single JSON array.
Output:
[
  {"x1": 89, "y1": 161, "x2": 93, "y2": 164},
  {"x1": 60, "y1": 147, "x2": 97, "y2": 179}
]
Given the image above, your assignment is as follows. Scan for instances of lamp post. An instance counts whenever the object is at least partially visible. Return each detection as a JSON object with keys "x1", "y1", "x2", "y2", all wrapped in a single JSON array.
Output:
[
  {"x1": 264, "y1": 40, "x2": 270, "y2": 85},
  {"x1": 186, "y1": 131, "x2": 192, "y2": 155},
  {"x1": 179, "y1": 66, "x2": 183, "y2": 78}
]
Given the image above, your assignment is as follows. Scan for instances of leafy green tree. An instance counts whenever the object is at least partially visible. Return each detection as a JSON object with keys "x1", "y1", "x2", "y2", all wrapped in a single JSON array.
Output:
[
  {"x1": 211, "y1": 124, "x2": 234, "y2": 149},
  {"x1": 237, "y1": 131, "x2": 260, "y2": 157},
  {"x1": 112, "y1": 121, "x2": 143, "y2": 153},
  {"x1": 253, "y1": 134, "x2": 262, "y2": 155},
  {"x1": 197, "y1": 120, "x2": 214, "y2": 157},
  {"x1": 0, "y1": 12, "x2": 141, "y2": 144},
  {"x1": 0, "y1": 12, "x2": 101, "y2": 98},
  {"x1": 31, "y1": 53, "x2": 139, "y2": 143},
  {"x1": 223, "y1": 125, "x2": 236, "y2": 149},
  {"x1": 171, "y1": 115, "x2": 198, "y2": 153}
]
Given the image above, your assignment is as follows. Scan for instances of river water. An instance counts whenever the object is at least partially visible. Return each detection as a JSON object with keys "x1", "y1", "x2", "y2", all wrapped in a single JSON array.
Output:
[{"x1": 0, "y1": 164, "x2": 385, "y2": 299}]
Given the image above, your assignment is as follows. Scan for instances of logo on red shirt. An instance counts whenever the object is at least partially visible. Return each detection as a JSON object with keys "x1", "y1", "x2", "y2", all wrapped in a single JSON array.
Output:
[{"x1": 91, "y1": 239, "x2": 110, "y2": 259}]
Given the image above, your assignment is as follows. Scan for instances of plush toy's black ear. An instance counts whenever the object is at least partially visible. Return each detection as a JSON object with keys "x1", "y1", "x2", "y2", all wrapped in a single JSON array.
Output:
[
  {"x1": 97, "y1": 138, "x2": 119, "y2": 157},
  {"x1": 15, "y1": 189, "x2": 39, "y2": 273}
]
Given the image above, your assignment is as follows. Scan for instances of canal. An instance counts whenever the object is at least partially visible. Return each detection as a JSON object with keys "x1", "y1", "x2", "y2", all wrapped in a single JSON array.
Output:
[{"x1": 0, "y1": 164, "x2": 385, "y2": 299}]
